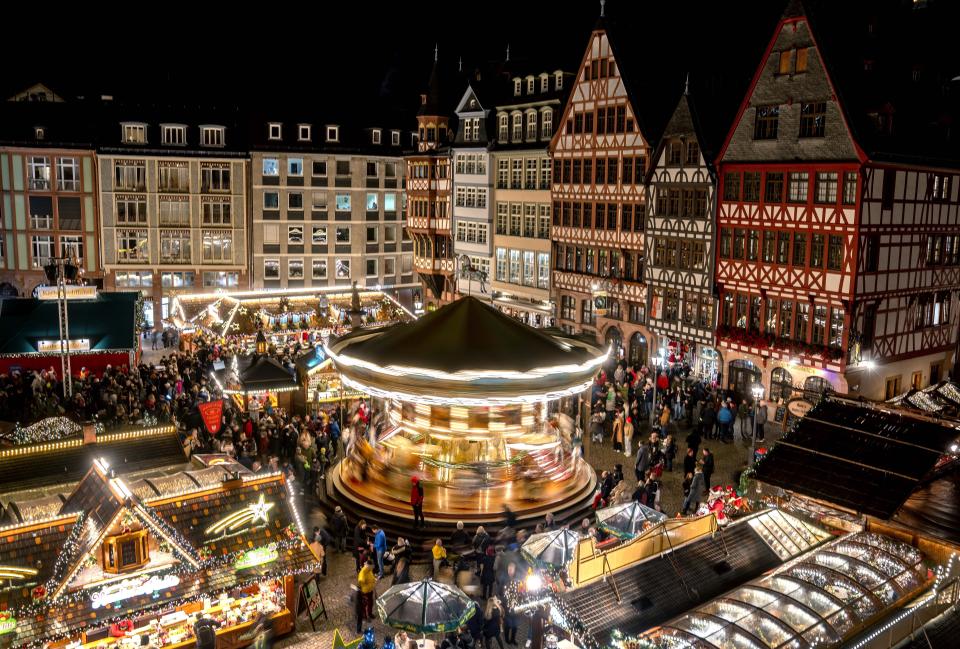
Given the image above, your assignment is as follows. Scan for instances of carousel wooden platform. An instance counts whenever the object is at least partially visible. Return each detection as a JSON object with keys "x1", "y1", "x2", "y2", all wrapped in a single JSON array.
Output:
[{"x1": 317, "y1": 460, "x2": 598, "y2": 553}]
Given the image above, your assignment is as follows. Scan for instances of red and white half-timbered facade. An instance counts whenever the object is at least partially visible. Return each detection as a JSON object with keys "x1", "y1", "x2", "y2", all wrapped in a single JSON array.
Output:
[
  {"x1": 550, "y1": 24, "x2": 652, "y2": 365},
  {"x1": 715, "y1": 2, "x2": 960, "y2": 405}
]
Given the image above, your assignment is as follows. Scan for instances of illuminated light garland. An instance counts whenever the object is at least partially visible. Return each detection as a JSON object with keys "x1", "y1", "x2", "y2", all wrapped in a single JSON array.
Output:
[
  {"x1": 284, "y1": 473, "x2": 309, "y2": 538},
  {"x1": 0, "y1": 566, "x2": 39, "y2": 580},
  {"x1": 324, "y1": 341, "x2": 609, "y2": 383},
  {"x1": 338, "y1": 372, "x2": 597, "y2": 407},
  {"x1": 222, "y1": 385, "x2": 300, "y2": 395}
]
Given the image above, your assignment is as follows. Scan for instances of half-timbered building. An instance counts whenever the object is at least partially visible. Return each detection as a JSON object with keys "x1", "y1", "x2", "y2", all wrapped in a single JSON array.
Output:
[
  {"x1": 405, "y1": 58, "x2": 455, "y2": 308},
  {"x1": 715, "y1": 0, "x2": 960, "y2": 405},
  {"x1": 644, "y1": 88, "x2": 718, "y2": 379},
  {"x1": 549, "y1": 16, "x2": 652, "y2": 364}
]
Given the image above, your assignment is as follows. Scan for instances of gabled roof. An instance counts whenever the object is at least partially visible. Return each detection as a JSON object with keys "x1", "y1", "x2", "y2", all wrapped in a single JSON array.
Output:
[
  {"x1": 755, "y1": 397, "x2": 960, "y2": 518},
  {"x1": 0, "y1": 291, "x2": 138, "y2": 355},
  {"x1": 239, "y1": 355, "x2": 298, "y2": 392}
]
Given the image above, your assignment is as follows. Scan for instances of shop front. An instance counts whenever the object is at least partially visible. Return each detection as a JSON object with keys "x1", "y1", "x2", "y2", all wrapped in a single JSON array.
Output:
[
  {"x1": 727, "y1": 358, "x2": 762, "y2": 401},
  {"x1": 628, "y1": 332, "x2": 648, "y2": 367},
  {"x1": 0, "y1": 459, "x2": 318, "y2": 648}
]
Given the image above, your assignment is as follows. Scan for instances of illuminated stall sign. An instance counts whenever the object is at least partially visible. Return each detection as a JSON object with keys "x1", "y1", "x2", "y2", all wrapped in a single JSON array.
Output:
[
  {"x1": 0, "y1": 617, "x2": 16, "y2": 635},
  {"x1": 234, "y1": 545, "x2": 279, "y2": 570},
  {"x1": 90, "y1": 573, "x2": 181, "y2": 609},
  {"x1": 37, "y1": 338, "x2": 91, "y2": 352}
]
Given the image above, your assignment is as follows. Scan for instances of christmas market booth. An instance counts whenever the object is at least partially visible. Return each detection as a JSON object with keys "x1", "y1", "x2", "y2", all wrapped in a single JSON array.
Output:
[
  {"x1": 325, "y1": 296, "x2": 606, "y2": 529},
  {"x1": 295, "y1": 346, "x2": 366, "y2": 410},
  {"x1": 168, "y1": 286, "x2": 413, "y2": 350},
  {"x1": 0, "y1": 458, "x2": 319, "y2": 648},
  {"x1": 213, "y1": 351, "x2": 300, "y2": 415},
  {"x1": 0, "y1": 291, "x2": 139, "y2": 376}
]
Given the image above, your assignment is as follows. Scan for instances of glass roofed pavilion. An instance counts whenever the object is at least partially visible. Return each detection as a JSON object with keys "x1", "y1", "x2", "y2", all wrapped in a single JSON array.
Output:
[{"x1": 325, "y1": 296, "x2": 607, "y2": 525}]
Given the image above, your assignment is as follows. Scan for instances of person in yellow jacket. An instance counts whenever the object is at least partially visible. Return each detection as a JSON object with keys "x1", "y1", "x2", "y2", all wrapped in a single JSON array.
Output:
[
  {"x1": 356, "y1": 560, "x2": 376, "y2": 633},
  {"x1": 431, "y1": 538, "x2": 447, "y2": 579}
]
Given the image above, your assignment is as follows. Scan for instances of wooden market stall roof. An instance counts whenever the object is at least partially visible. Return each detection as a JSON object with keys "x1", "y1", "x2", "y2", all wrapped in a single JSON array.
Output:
[{"x1": 754, "y1": 398, "x2": 960, "y2": 519}]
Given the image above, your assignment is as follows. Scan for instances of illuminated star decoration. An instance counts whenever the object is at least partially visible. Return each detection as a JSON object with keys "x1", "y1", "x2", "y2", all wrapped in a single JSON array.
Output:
[{"x1": 205, "y1": 494, "x2": 275, "y2": 536}]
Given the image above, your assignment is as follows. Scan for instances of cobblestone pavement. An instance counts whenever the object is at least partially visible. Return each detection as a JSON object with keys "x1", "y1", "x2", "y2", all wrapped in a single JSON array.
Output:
[{"x1": 277, "y1": 414, "x2": 783, "y2": 649}]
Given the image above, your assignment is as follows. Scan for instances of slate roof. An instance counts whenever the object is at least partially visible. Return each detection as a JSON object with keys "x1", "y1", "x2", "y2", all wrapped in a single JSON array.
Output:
[
  {"x1": 336, "y1": 296, "x2": 598, "y2": 373},
  {"x1": 0, "y1": 291, "x2": 138, "y2": 355},
  {"x1": 754, "y1": 398, "x2": 960, "y2": 518},
  {"x1": 890, "y1": 468, "x2": 960, "y2": 548},
  {"x1": 559, "y1": 519, "x2": 782, "y2": 646}
]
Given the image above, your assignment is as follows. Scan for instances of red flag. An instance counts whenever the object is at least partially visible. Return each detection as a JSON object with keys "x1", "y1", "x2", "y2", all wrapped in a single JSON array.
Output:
[{"x1": 198, "y1": 400, "x2": 224, "y2": 435}]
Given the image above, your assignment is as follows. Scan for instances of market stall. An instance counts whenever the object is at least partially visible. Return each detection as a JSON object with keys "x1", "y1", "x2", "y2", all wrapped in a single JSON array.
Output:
[{"x1": 0, "y1": 458, "x2": 319, "y2": 648}]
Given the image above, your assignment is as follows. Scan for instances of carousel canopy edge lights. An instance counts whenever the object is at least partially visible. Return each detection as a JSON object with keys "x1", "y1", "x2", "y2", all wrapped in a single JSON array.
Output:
[{"x1": 324, "y1": 343, "x2": 609, "y2": 383}]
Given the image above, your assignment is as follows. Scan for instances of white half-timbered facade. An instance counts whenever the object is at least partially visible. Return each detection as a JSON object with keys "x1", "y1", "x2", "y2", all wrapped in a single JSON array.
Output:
[
  {"x1": 644, "y1": 92, "x2": 717, "y2": 378},
  {"x1": 550, "y1": 24, "x2": 652, "y2": 366}
]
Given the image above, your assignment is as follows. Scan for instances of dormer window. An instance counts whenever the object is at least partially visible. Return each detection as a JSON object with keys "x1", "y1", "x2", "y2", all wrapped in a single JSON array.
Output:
[
  {"x1": 391, "y1": 130, "x2": 401, "y2": 146},
  {"x1": 268, "y1": 123, "x2": 282, "y2": 140},
  {"x1": 526, "y1": 77, "x2": 535, "y2": 94},
  {"x1": 34, "y1": 126, "x2": 45, "y2": 140},
  {"x1": 122, "y1": 123, "x2": 147, "y2": 144},
  {"x1": 298, "y1": 124, "x2": 312, "y2": 141},
  {"x1": 201, "y1": 126, "x2": 225, "y2": 147},
  {"x1": 102, "y1": 528, "x2": 149, "y2": 575},
  {"x1": 326, "y1": 126, "x2": 339, "y2": 142},
  {"x1": 372, "y1": 129, "x2": 382, "y2": 144},
  {"x1": 555, "y1": 72, "x2": 563, "y2": 90},
  {"x1": 513, "y1": 79, "x2": 521, "y2": 96},
  {"x1": 540, "y1": 75, "x2": 549, "y2": 92},
  {"x1": 469, "y1": 98, "x2": 478, "y2": 109},
  {"x1": 162, "y1": 124, "x2": 186, "y2": 145}
]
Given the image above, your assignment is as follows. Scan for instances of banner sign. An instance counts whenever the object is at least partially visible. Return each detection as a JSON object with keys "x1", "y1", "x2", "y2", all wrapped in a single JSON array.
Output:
[
  {"x1": 36, "y1": 285, "x2": 98, "y2": 301},
  {"x1": 198, "y1": 400, "x2": 224, "y2": 435}
]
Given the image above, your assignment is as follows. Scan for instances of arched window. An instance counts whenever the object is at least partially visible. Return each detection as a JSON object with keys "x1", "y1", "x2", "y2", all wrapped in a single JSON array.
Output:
[
  {"x1": 629, "y1": 332, "x2": 647, "y2": 366},
  {"x1": 770, "y1": 367, "x2": 794, "y2": 402},
  {"x1": 804, "y1": 376, "x2": 832, "y2": 398}
]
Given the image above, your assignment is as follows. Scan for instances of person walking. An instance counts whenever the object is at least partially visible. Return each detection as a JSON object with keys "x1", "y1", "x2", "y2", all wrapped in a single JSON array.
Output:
[
  {"x1": 681, "y1": 465, "x2": 706, "y2": 515},
  {"x1": 755, "y1": 400, "x2": 767, "y2": 442},
  {"x1": 682, "y1": 447, "x2": 696, "y2": 477},
  {"x1": 356, "y1": 560, "x2": 376, "y2": 633},
  {"x1": 702, "y1": 448, "x2": 715, "y2": 490},
  {"x1": 331, "y1": 506, "x2": 349, "y2": 553},
  {"x1": 480, "y1": 545, "x2": 497, "y2": 599},
  {"x1": 353, "y1": 519, "x2": 368, "y2": 572},
  {"x1": 482, "y1": 597, "x2": 506, "y2": 649},
  {"x1": 634, "y1": 442, "x2": 650, "y2": 482},
  {"x1": 372, "y1": 525, "x2": 387, "y2": 578},
  {"x1": 717, "y1": 401, "x2": 733, "y2": 442},
  {"x1": 410, "y1": 476, "x2": 425, "y2": 529},
  {"x1": 432, "y1": 538, "x2": 447, "y2": 578}
]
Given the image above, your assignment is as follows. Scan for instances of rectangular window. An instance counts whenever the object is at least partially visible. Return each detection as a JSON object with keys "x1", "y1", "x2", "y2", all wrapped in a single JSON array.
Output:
[
  {"x1": 827, "y1": 235, "x2": 843, "y2": 270},
  {"x1": 723, "y1": 172, "x2": 740, "y2": 201},
  {"x1": 336, "y1": 194, "x2": 351, "y2": 211},
  {"x1": 201, "y1": 164, "x2": 231, "y2": 192},
  {"x1": 158, "y1": 162, "x2": 189, "y2": 192},
  {"x1": 366, "y1": 258, "x2": 378, "y2": 276},
  {"x1": 754, "y1": 104, "x2": 780, "y2": 140},
  {"x1": 496, "y1": 248, "x2": 507, "y2": 282},
  {"x1": 158, "y1": 198, "x2": 189, "y2": 226},
  {"x1": 777, "y1": 232, "x2": 790, "y2": 264},
  {"x1": 537, "y1": 252, "x2": 550, "y2": 289},
  {"x1": 288, "y1": 259, "x2": 304, "y2": 279},
  {"x1": 882, "y1": 169, "x2": 896, "y2": 209},
  {"x1": 762, "y1": 231, "x2": 775, "y2": 263},
  {"x1": 264, "y1": 259, "x2": 280, "y2": 279},
  {"x1": 733, "y1": 229, "x2": 745, "y2": 259},
  {"x1": 162, "y1": 125, "x2": 186, "y2": 145},
  {"x1": 796, "y1": 303, "x2": 809, "y2": 341},
  {"x1": 203, "y1": 271, "x2": 238, "y2": 288},
  {"x1": 60, "y1": 235, "x2": 84, "y2": 263},
  {"x1": 201, "y1": 126, "x2": 225, "y2": 147},
  {"x1": 779, "y1": 300, "x2": 793, "y2": 338},
  {"x1": 262, "y1": 158, "x2": 280, "y2": 176},
  {"x1": 810, "y1": 234, "x2": 824, "y2": 268},
  {"x1": 114, "y1": 160, "x2": 146, "y2": 191},
  {"x1": 815, "y1": 172, "x2": 838, "y2": 204},
  {"x1": 842, "y1": 171, "x2": 858, "y2": 205},
  {"x1": 122, "y1": 124, "x2": 146, "y2": 144},
  {"x1": 829, "y1": 307, "x2": 844, "y2": 348},
  {"x1": 202, "y1": 231, "x2": 232, "y2": 263},
  {"x1": 812, "y1": 305, "x2": 827, "y2": 345},
  {"x1": 864, "y1": 234, "x2": 879, "y2": 271},
  {"x1": 799, "y1": 102, "x2": 826, "y2": 138},
  {"x1": 778, "y1": 50, "x2": 793, "y2": 75},
  {"x1": 538, "y1": 206, "x2": 551, "y2": 238},
  {"x1": 747, "y1": 230, "x2": 759, "y2": 261},
  {"x1": 335, "y1": 258, "x2": 350, "y2": 278},
  {"x1": 288, "y1": 158, "x2": 304, "y2": 176},
  {"x1": 202, "y1": 198, "x2": 231, "y2": 225},
  {"x1": 685, "y1": 142, "x2": 699, "y2": 166},
  {"x1": 311, "y1": 259, "x2": 327, "y2": 279},
  {"x1": 335, "y1": 227, "x2": 350, "y2": 243},
  {"x1": 788, "y1": 172, "x2": 809, "y2": 203},
  {"x1": 31, "y1": 235, "x2": 55, "y2": 267},
  {"x1": 522, "y1": 251, "x2": 535, "y2": 286},
  {"x1": 116, "y1": 195, "x2": 147, "y2": 223},
  {"x1": 312, "y1": 226, "x2": 327, "y2": 244},
  {"x1": 289, "y1": 193, "x2": 303, "y2": 210},
  {"x1": 792, "y1": 232, "x2": 806, "y2": 266},
  {"x1": 743, "y1": 172, "x2": 761, "y2": 202},
  {"x1": 117, "y1": 230, "x2": 148, "y2": 263},
  {"x1": 764, "y1": 297, "x2": 777, "y2": 335},
  {"x1": 765, "y1": 172, "x2": 784, "y2": 202},
  {"x1": 161, "y1": 271, "x2": 195, "y2": 288},
  {"x1": 56, "y1": 157, "x2": 80, "y2": 191},
  {"x1": 719, "y1": 229, "x2": 732, "y2": 259},
  {"x1": 312, "y1": 160, "x2": 327, "y2": 177},
  {"x1": 160, "y1": 230, "x2": 191, "y2": 263},
  {"x1": 288, "y1": 226, "x2": 304, "y2": 244},
  {"x1": 581, "y1": 298, "x2": 594, "y2": 325},
  {"x1": 384, "y1": 257, "x2": 396, "y2": 276},
  {"x1": 509, "y1": 250, "x2": 521, "y2": 284},
  {"x1": 264, "y1": 192, "x2": 279, "y2": 209}
]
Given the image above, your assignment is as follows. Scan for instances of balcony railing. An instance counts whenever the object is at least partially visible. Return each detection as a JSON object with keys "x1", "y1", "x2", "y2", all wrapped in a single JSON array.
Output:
[
  {"x1": 29, "y1": 179, "x2": 51, "y2": 190},
  {"x1": 58, "y1": 179, "x2": 80, "y2": 191}
]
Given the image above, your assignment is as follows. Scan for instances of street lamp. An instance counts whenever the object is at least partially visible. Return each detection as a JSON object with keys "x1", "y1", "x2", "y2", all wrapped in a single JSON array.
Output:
[{"x1": 749, "y1": 384, "x2": 765, "y2": 468}]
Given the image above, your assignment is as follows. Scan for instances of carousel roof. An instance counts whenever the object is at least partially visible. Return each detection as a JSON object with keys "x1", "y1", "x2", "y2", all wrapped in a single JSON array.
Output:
[
  {"x1": 326, "y1": 297, "x2": 607, "y2": 403},
  {"x1": 338, "y1": 297, "x2": 597, "y2": 373}
]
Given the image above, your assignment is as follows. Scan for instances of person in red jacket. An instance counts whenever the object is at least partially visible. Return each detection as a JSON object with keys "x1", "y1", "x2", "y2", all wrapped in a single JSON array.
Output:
[{"x1": 410, "y1": 475, "x2": 425, "y2": 529}]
